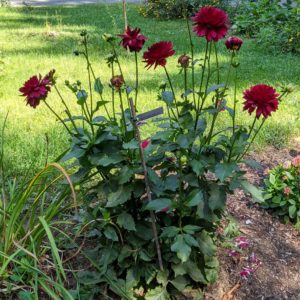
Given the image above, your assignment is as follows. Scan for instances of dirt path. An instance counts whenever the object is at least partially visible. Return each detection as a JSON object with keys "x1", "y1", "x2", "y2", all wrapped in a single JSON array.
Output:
[
  {"x1": 11, "y1": 0, "x2": 141, "y2": 7},
  {"x1": 207, "y1": 142, "x2": 300, "y2": 300}
]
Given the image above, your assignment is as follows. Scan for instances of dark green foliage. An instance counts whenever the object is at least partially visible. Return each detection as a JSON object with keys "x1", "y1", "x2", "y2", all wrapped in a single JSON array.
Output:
[{"x1": 234, "y1": 0, "x2": 300, "y2": 53}]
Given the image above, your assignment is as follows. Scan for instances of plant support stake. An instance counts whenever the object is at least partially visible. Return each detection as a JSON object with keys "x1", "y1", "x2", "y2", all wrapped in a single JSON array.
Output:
[{"x1": 129, "y1": 98, "x2": 164, "y2": 271}]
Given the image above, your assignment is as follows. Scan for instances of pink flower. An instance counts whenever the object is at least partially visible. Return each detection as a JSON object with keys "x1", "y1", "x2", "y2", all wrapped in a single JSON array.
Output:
[
  {"x1": 283, "y1": 187, "x2": 292, "y2": 196},
  {"x1": 141, "y1": 139, "x2": 150, "y2": 149},
  {"x1": 240, "y1": 267, "x2": 254, "y2": 278},
  {"x1": 282, "y1": 175, "x2": 289, "y2": 181},
  {"x1": 235, "y1": 236, "x2": 250, "y2": 249},
  {"x1": 292, "y1": 156, "x2": 300, "y2": 167},
  {"x1": 159, "y1": 207, "x2": 169, "y2": 213},
  {"x1": 283, "y1": 161, "x2": 292, "y2": 169}
]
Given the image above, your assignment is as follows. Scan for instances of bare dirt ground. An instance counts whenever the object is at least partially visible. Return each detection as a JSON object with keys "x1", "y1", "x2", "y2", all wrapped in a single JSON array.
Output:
[{"x1": 206, "y1": 139, "x2": 300, "y2": 300}]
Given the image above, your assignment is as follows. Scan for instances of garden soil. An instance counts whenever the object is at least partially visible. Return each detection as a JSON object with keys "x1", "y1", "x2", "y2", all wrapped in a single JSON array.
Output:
[{"x1": 206, "y1": 139, "x2": 300, "y2": 300}]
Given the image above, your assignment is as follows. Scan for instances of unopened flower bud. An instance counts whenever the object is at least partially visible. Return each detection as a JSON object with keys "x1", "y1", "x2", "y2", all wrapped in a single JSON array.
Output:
[
  {"x1": 178, "y1": 54, "x2": 191, "y2": 68},
  {"x1": 110, "y1": 75, "x2": 124, "y2": 90},
  {"x1": 102, "y1": 33, "x2": 115, "y2": 43},
  {"x1": 159, "y1": 81, "x2": 167, "y2": 90},
  {"x1": 225, "y1": 36, "x2": 243, "y2": 51}
]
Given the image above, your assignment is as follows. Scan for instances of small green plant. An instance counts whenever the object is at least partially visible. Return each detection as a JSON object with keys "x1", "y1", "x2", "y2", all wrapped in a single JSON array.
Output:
[{"x1": 263, "y1": 156, "x2": 300, "y2": 223}]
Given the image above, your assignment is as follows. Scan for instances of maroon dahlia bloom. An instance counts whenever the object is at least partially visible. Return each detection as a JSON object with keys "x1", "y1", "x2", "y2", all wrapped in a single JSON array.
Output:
[
  {"x1": 178, "y1": 54, "x2": 191, "y2": 68},
  {"x1": 118, "y1": 26, "x2": 147, "y2": 52},
  {"x1": 19, "y1": 70, "x2": 55, "y2": 108},
  {"x1": 143, "y1": 41, "x2": 175, "y2": 69},
  {"x1": 110, "y1": 75, "x2": 124, "y2": 90},
  {"x1": 243, "y1": 84, "x2": 279, "y2": 119},
  {"x1": 225, "y1": 36, "x2": 243, "y2": 51},
  {"x1": 192, "y1": 6, "x2": 229, "y2": 42}
]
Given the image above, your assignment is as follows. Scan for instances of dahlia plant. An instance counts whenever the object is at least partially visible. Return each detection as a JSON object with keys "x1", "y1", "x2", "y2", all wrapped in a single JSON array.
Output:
[{"x1": 19, "y1": 6, "x2": 290, "y2": 299}]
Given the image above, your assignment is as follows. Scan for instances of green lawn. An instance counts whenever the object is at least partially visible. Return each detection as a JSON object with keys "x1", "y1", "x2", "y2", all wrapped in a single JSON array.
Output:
[{"x1": 0, "y1": 3, "x2": 299, "y2": 176}]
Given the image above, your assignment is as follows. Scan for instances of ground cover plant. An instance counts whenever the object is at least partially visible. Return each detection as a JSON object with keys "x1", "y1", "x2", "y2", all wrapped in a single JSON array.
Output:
[
  {"x1": 0, "y1": 3, "x2": 299, "y2": 178},
  {"x1": 16, "y1": 3, "x2": 294, "y2": 298},
  {"x1": 263, "y1": 156, "x2": 300, "y2": 223}
]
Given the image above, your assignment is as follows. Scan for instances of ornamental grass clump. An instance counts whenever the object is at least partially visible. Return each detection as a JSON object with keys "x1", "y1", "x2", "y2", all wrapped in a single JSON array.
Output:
[{"x1": 19, "y1": 6, "x2": 290, "y2": 298}]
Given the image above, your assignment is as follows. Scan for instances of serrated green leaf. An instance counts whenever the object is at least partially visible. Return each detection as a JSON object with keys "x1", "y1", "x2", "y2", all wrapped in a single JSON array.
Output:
[
  {"x1": 94, "y1": 78, "x2": 104, "y2": 94},
  {"x1": 240, "y1": 181, "x2": 264, "y2": 203},
  {"x1": 208, "y1": 184, "x2": 226, "y2": 211},
  {"x1": 145, "y1": 286, "x2": 169, "y2": 300},
  {"x1": 171, "y1": 235, "x2": 191, "y2": 263},
  {"x1": 117, "y1": 212, "x2": 136, "y2": 231},
  {"x1": 186, "y1": 189, "x2": 204, "y2": 207},
  {"x1": 145, "y1": 198, "x2": 172, "y2": 212},
  {"x1": 103, "y1": 225, "x2": 118, "y2": 241},
  {"x1": 106, "y1": 185, "x2": 133, "y2": 207},
  {"x1": 215, "y1": 163, "x2": 237, "y2": 182}
]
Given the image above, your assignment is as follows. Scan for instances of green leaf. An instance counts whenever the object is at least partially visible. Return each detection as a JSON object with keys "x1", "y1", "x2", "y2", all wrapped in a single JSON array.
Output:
[
  {"x1": 106, "y1": 185, "x2": 133, "y2": 207},
  {"x1": 181, "y1": 261, "x2": 207, "y2": 284},
  {"x1": 243, "y1": 159, "x2": 263, "y2": 170},
  {"x1": 160, "y1": 226, "x2": 179, "y2": 238},
  {"x1": 117, "y1": 212, "x2": 136, "y2": 231},
  {"x1": 269, "y1": 173, "x2": 276, "y2": 185},
  {"x1": 183, "y1": 234, "x2": 199, "y2": 247},
  {"x1": 208, "y1": 184, "x2": 226, "y2": 211},
  {"x1": 176, "y1": 134, "x2": 190, "y2": 148},
  {"x1": 118, "y1": 166, "x2": 134, "y2": 184},
  {"x1": 94, "y1": 78, "x2": 104, "y2": 94},
  {"x1": 197, "y1": 230, "x2": 216, "y2": 257},
  {"x1": 215, "y1": 163, "x2": 237, "y2": 182},
  {"x1": 190, "y1": 160, "x2": 205, "y2": 176},
  {"x1": 170, "y1": 275, "x2": 188, "y2": 291},
  {"x1": 183, "y1": 225, "x2": 201, "y2": 234},
  {"x1": 104, "y1": 225, "x2": 118, "y2": 241},
  {"x1": 206, "y1": 83, "x2": 225, "y2": 95},
  {"x1": 89, "y1": 153, "x2": 124, "y2": 166},
  {"x1": 156, "y1": 270, "x2": 169, "y2": 286},
  {"x1": 171, "y1": 235, "x2": 191, "y2": 263},
  {"x1": 240, "y1": 181, "x2": 264, "y2": 203},
  {"x1": 161, "y1": 91, "x2": 174, "y2": 105},
  {"x1": 289, "y1": 205, "x2": 297, "y2": 218},
  {"x1": 186, "y1": 189, "x2": 204, "y2": 207},
  {"x1": 78, "y1": 271, "x2": 104, "y2": 285},
  {"x1": 145, "y1": 286, "x2": 169, "y2": 300},
  {"x1": 144, "y1": 198, "x2": 172, "y2": 212},
  {"x1": 123, "y1": 139, "x2": 139, "y2": 149}
]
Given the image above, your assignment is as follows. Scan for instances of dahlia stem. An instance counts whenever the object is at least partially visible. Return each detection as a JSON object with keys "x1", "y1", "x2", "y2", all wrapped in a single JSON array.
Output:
[
  {"x1": 110, "y1": 42, "x2": 130, "y2": 107},
  {"x1": 238, "y1": 119, "x2": 265, "y2": 161},
  {"x1": 118, "y1": 90, "x2": 127, "y2": 135},
  {"x1": 232, "y1": 67, "x2": 238, "y2": 135},
  {"x1": 194, "y1": 40, "x2": 209, "y2": 130},
  {"x1": 186, "y1": 16, "x2": 196, "y2": 109},
  {"x1": 54, "y1": 85, "x2": 80, "y2": 134},
  {"x1": 44, "y1": 100, "x2": 72, "y2": 136},
  {"x1": 184, "y1": 67, "x2": 188, "y2": 102},
  {"x1": 214, "y1": 42, "x2": 220, "y2": 85},
  {"x1": 134, "y1": 51, "x2": 139, "y2": 109},
  {"x1": 111, "y1": 61, "x2": 116, "y2": 121},
  {"x1": 163, "y1": 66, "x2": 180, "y2": 118},
  {"x1": 128, "y1": 97, "x2": 164, "y2": 272}
]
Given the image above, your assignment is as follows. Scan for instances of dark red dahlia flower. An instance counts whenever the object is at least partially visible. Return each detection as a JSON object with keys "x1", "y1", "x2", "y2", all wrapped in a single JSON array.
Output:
[
  {"x1": 143, "y1": 41, "x2": 175, "y2": 69},
  {"x1": 243, "y1": 84, "x2": 279, "y2": 119},
  {"x1": 225, "y1": 36, "x2": 243, "y2": 51},
  {"x1": 192, "y1": 6, "x2": 229, "y2": 42},
  {"x1": 118, "y1": 26, "x2": 147, "y2": 52},
  {"x1": 19, "y1": 70, "x2": 55, "y2": 108},
  {"x1": 110, "y1": 75, "x2": 124, "y2": 90}
]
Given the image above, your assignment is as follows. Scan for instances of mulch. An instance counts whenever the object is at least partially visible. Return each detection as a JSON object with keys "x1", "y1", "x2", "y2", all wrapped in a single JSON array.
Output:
[{"x1": 205, "y1": 139, "x2": 300, "y2": 300}]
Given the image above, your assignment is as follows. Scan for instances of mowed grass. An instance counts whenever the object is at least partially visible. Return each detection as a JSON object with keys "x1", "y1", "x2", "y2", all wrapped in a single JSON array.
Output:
[{"x1": 0, "y1": 4, "x2": 299, "y2": 176}]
